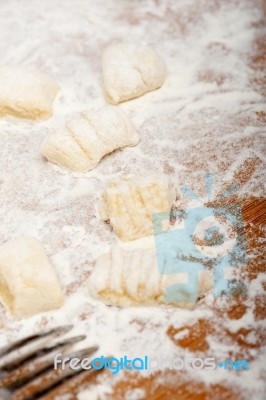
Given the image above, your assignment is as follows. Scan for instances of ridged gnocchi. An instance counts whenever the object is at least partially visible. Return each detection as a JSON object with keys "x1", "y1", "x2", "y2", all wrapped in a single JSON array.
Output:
[
  {"x1": 102, "y1": 43, "x2": 166, "y2": 104},
  {"x1": 89, "y1": 244, "x2": 213, "y2": 309},
  {"x1": 41, "y1": 106, "x2": 139, "y2": 172},
  {"x1": 99, "y1": 174, "x2": 175, "y2": 241}
]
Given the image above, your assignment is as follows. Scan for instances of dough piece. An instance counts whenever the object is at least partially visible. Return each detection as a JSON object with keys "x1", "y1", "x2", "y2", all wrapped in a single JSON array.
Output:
[
  {"x1": 99, "y1": 175, "x2": 175, "y2": 241},
  {"x1": 102, "y1": 43, "x2": 166, "y2": 104},
  {"x1": 0, "y1": 66, "x2": 59, "y2": 119},
  {"x1": 0, "y1": 236, "x2": 64, "y2": 319},
  {"x1": 41, "y1": 106, "x2": 139, "y2": 172},
  {"x1": 89, "y1": 245, "x2": 213, "y2": 308}
]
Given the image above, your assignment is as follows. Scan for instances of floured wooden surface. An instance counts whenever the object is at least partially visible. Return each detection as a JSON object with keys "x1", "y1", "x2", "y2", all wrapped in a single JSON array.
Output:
[{"x1": 0, "y1": 0, "x2": 265, "y2": 399}]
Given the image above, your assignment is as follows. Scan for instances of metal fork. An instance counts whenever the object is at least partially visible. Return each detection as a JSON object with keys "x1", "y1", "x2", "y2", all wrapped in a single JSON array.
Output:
[{"x1": 0, "y1": 325, "x2": 99, "y2": 400}]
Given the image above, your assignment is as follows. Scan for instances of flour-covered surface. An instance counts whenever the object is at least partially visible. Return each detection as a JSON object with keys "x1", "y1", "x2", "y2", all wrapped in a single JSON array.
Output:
[{"x1": 0, "y1": 0, "x2": 265, "y2": 399}]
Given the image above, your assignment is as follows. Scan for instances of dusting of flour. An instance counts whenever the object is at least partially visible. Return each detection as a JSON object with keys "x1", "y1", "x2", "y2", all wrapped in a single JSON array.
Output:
[{"x1": 0, "y1": 0, "x2": 265, "y2": 399}]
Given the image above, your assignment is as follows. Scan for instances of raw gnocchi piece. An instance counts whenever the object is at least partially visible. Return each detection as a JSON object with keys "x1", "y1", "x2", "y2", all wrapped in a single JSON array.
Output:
[
  {"x1": 102, "y1": 43, "x2": 166, "y2": 104},
  {"x1": 41, "y1": 106, "x2": 139, "y2": 172},
  {"x1": 0, "y1": 66, "x2": 59, "y2": 119},
  {"x1": 89, "y1": 244, "x2": 213, "y2": 308},
  {"x1": 99, "y1": 175, "x2": 175, "y2": 241},
  {"x1": 0, "y1": 236, "x2": 64, "y2": 319}
]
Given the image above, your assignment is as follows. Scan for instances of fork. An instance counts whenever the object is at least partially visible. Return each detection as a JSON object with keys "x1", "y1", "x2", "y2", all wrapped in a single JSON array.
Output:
[{"x1": 0, "y1": 325, "x2": 99, "y2": 400}]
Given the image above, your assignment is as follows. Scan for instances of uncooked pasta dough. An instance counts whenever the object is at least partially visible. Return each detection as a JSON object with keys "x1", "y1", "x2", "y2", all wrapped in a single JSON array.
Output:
[
  {"x1": 0, "y1": 66, "x2": 59, "y2": 119},
  {"x1": 89, "y1": 244, "x2": 213, "y2": 308},
  {"x1": 99, "y1": 174, "x2": 175, "y2": 241},
  {"x1": 0, "y1": 236, "x2": 64, "y2": 319},
  {"x1": 102, "y1": 43, "x2": 166, "y2": 104},
  {"x1": 41, "y1": 106, "x2": 139, "y2": 172}
]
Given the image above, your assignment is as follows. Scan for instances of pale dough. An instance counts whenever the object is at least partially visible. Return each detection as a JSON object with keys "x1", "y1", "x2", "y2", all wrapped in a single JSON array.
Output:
[
  {"x1": 41, "y1": 106, "x2": 139, "y2": 172},
  {"x1": 0, "y1": 236, "x2": 64, "y2": 319},
  {"x1": 102, "y1": 43, "x2": 166, "y2": 104},
  {"x1": 89, "y1": 244, "x2": 213, "y2": 309},
  {"x1": 0, "y1": 66, "x2": 59, "y2": 119},
  {"x1": 99, "y1": 174, "x2": 175, "y2": 241}
]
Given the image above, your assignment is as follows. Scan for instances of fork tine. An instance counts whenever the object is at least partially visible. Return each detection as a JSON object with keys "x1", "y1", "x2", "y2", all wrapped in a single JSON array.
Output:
[
  {"x1": 11, "y1": 346, "x2": 99, "y2": 400},
  {"x1": 0, "y1": 338, "x2": 93, "y2": 389},
  {"x1": 0, "y1": 346, "x2": 66, "y2": 390},
  {"x1": 0, "y1": 325, "x2": 73, "y2": 358},
  {"x1": 0, "y1": 334, "x2": 87, "y2": 371},
  {"x1": 39, "y1": 357, "x2": 111, "y2": 400}
]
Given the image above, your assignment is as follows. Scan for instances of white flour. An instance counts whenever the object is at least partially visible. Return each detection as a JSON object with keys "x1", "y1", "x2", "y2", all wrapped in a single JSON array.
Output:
[{"x1": 0, "y1": 0, "x2": 265, "y2": 399}]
